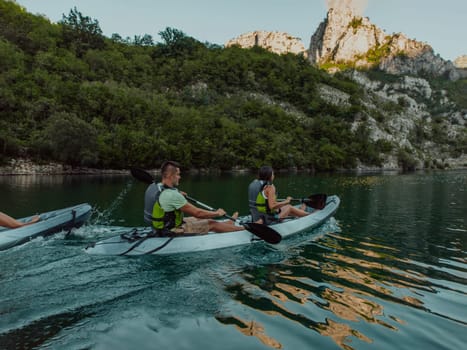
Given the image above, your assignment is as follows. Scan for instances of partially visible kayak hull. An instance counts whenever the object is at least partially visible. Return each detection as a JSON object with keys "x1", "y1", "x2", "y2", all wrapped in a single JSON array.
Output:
[
  {"x1": 85, "y1": 195, "x2": 340, "y2": 256},
  {"x1": 0, "y1": 203, "x2": 92, "y2": 251}
]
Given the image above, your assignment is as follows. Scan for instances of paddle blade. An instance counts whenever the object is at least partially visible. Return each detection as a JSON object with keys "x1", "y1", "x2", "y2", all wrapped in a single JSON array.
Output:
[
  {"x1": 130, "y1": 167, "x2": 155, "y2": 184},
  {"x1": 243, "y1": 223, "x2": 282, "y2": 244},
  {"x1": 303, "y1": 194, "x2": 327, "y2": 209}
]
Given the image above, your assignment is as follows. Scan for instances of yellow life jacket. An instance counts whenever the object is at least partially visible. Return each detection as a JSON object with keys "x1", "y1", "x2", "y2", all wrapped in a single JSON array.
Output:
[
  {"x1": 255, "y1": 183, "x2": 277, "y2": 215},
  {"x1": 151, "y1": 186, "x2": 184, "y2": 233}
]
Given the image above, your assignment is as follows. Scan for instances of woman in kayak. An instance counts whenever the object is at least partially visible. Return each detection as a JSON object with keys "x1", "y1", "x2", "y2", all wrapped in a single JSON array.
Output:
[
  {"x1": 0, "y1": 212, "x2": 40, "y2": 229},
  {"x1": 249, "y1": 165, "x2": 309, "y2": 224}
]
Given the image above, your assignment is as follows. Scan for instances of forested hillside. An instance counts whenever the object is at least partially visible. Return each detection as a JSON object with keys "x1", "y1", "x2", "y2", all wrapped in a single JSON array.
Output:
[{"x1": 0, "y1": 0, "x2": 465, "y2": 171}]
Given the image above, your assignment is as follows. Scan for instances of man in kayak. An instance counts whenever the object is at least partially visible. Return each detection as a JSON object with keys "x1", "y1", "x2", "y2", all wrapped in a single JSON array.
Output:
[
  {"x1": 0, "y1": 212, "x2": 40, "y2": 229},
  {"x1": 248, "y1": 165, "x2": 309, "y2": 224},
  {"x1": 146, "y1": 161, "x2": 243, "y2": 235}
]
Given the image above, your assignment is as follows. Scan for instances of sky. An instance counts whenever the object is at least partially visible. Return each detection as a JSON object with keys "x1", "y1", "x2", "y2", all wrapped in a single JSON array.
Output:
[{"x1": 14, "y1": 0, "x2": 467, "y2": 61}]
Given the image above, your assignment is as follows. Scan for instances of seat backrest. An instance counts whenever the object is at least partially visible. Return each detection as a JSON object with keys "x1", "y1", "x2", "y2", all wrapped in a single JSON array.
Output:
[
  {"x1": 248, "y1": 179, "x2": 265, "y2": 222},
  {"x1": 143, "y1": 182, "x2": 163, "y2": 225}
]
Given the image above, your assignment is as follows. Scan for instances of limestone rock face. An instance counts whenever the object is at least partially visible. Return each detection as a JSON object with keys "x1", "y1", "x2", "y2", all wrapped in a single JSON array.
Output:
[
  {"x1": 309, "y1": 7, "x2": 385, "y2": 65},
  {"x1": 454, "y1": 55, "x2": 467, "y2": 68},
  {"x1": 453, "y1": 55, "x2": 467, "y2": 78},
  {"x1": 309, "y1": 7, "x2": 459, "y2": 80},
  {"x1": 225, "y1": 31, "x2": 307, "y2": 57},
  {"x1": 343, "y1": 70, "x2": 466, "y2": 170}
]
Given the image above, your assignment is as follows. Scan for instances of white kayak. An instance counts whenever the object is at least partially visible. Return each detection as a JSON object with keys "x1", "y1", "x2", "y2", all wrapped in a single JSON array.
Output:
[
  {"x1": 0, "y1": 203, "x2": 92, "y2": 251},
  {"x1": 85, "y1": 195, "x2": 340, "y2": 256}
]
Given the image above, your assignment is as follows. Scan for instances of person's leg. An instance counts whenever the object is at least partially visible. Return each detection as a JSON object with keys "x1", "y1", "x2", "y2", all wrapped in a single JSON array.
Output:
[
  {"x1": 182, "y1": 217, "x2": 209, "y2": 235},
  {"x1": 183, "y1": 216, "x2": 243, "y2": 234},
  {"x1": 0, "y1": 212, "x2": 39, "y2": 228},
  {"x1": 279, "y1": 204, "x2": 309, "y2": 219},
  {"x1": 208, "y1": 220, "x2": 244, "y2": 233},
  {"x1": 26, "y1": 215, "x2": 40, "y2": 225},
  {"x1": 0, "y1": 212, "x2": 22, "y2": 228}
]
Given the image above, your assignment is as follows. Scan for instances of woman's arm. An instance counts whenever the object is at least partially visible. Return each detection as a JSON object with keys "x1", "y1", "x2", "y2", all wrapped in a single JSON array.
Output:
[{"x1": 265, "y1": 186, "x2": 291, "y2": 211}]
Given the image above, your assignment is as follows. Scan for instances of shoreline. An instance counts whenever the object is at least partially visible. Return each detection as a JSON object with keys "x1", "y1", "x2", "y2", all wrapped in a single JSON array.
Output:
[
  {"x1": 0, "y1": 158, "x2": 465, "y2": 176},
  {"x1": 0, "y1": 159, "x2": 129, "y2": 176}
]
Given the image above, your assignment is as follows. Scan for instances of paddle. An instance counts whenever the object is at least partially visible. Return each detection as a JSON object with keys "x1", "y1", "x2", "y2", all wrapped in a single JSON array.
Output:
[
  {"x1": 129, "y1": 167, "x2": 282, "y2": 244},
  {"x1": 279, "y1": 194, "x2": 327, "y2": 210},
  {"x1": 130, "y1": 166, "x2": 155, "y2": 185}
]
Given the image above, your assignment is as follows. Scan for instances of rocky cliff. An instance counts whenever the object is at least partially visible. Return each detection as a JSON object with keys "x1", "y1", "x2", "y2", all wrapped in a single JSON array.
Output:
[
  {"x1": 454, "y1": 55, "x2": 467, "y2": 68},
  {"x1": 222, "y1": 7, "x2": 466, "y2": 170},
  {"x1": 342, "y1": 71, "x2": 467, "y2": 170},
  {"x1": 309, "y1": 7, "x2": 384, "y2": 66},
  {"x1": 454, "y1": 55, "x2": 467, "y2": 79},
  {"x1": 308, "y1": 7, "x2": 460, "y2": 80},
  {"x1": 225, "y1": 31, "x2": 307, "y2": 57}
]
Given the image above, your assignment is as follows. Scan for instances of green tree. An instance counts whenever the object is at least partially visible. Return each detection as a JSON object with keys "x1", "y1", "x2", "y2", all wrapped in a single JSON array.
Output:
[
  {"x1": 397, "y1": 148, "x2": 418, "y2": 171},
  {"x1": 36, "y1": 112, "x2": 99, "y2": 166},
  {"x1": 59, "y1": 7, "x2": 104, "y2": 56},
  {"x1": 157, "y1": 27, "x2": 204, "y2": 57},
  {"x1": 0, "y1": 39, "x2": 25, "y2": 69},
  {"x1": 0, "y1": 0, "x2": 60, "y2": 53}
]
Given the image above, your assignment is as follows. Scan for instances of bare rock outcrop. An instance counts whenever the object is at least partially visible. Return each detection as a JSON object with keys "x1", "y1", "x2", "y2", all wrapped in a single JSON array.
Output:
[
  {"x1": 309, "y1": 7, "x2": 459, "y2": 80},
  {"x1": 309, "y1": 7, "x2": 385, "y2": 66},
  {"x1": 454, "y1": 55, "x2": 467, "y2": 78},
  {"x1": 454, "y1": 55, "x2": 467, "y2": 68},
  {"x1": 225, "y1": 31, "x2": 307, "y2": 57}
]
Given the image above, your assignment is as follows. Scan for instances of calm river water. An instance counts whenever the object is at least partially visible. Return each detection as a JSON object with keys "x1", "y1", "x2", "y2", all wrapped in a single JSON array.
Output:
[{"x1": 0, "y1": 170, "x2": 466, "y2": 350}]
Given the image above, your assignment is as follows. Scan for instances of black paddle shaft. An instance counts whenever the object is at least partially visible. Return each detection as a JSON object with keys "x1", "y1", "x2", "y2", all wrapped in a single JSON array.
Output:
[{"x1": 279, "y1": 194, "x2": 327, "y2": 210}]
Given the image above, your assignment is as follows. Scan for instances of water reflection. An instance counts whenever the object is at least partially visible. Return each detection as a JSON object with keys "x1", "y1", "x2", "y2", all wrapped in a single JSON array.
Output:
[
  {"x1": 0, "y1": 171, "x2": 465, "y2": 350},
  {"x1": 216, "y1": 316, "x2": 282, "y2": 349},
  {"x1": 0, "y1": 174, "x2": 129, "y2": 189},
  {"x1": 221, "y1": 227, "x2": 466, "y2": 350},
  {"x1": 0, "y1": 174, "x2": 67, "y2": 189}
]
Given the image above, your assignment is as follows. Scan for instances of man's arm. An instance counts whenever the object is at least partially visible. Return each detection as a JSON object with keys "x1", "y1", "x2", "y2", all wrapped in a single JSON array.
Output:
[{"x1": 180, "y1": 202, "x2": 225, "y2": 219}]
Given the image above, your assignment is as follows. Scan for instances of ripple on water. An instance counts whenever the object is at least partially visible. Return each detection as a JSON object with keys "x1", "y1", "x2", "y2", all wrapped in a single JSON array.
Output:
[{"x1": 1, "y1": 203, "x2": 466, "y2": 350}]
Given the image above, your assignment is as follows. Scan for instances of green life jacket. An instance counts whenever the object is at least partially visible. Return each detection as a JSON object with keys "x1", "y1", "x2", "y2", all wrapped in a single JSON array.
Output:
[
  {"x1": 255, "y1": 183, "x2": 277, "y2": 215},
  {"x1": 152, "y1": 186, "x2": 184, "y2": 233}
]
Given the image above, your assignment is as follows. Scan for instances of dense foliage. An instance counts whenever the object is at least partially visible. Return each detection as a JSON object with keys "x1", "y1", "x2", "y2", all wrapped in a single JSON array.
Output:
[{"x1": 0, "y1": 1, "x2": 463, "y2": 171}]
